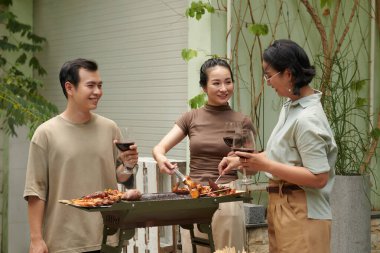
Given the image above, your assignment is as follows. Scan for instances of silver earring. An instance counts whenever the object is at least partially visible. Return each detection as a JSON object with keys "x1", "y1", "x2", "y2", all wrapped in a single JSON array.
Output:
[{"x1": 288, "y1": 88, "x2": 292, "y2": 92}]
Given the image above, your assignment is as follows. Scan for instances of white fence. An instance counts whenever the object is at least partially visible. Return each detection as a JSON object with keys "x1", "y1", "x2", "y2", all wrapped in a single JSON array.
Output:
[{"x1": 118, "y1": 157, "x2": 187, "y2": 253}]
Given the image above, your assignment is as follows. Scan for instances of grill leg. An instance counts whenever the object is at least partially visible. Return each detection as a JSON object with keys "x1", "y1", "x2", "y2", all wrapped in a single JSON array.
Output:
[
  {"x1": 181, "y1": 224, "x2": 197, "y2": 253},
  {"x1": 197, "y1": 223, "x2": 215, "y2": 253},
  {"x1": 180, "y1": 223, "x2": 215, "y2": 253},
  {"x1": 100, "y1": 226, "x2": 135, "y2": 253}
]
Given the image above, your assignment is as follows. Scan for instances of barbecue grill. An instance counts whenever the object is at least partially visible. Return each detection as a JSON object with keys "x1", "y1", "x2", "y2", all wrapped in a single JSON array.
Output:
[{"x1": 67, "y1": 192, "x2": 249, "y2": 253}]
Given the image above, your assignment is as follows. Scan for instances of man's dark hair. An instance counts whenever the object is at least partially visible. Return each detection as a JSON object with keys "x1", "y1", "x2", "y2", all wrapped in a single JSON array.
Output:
[
  {"x1": 263, "y1": 39, "x2": 315, "y2": 96},
  {"x1": 199, "y1": 58, "x2": 234, "y2": 88},
  {"x1": 59, "y1": 58, "x2": 98, "y2": 98}
]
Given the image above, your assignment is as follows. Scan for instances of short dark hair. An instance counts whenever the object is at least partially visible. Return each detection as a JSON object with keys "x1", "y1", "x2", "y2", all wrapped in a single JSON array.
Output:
[
  {"x1": 59, "y1": 58, "x2": 98, "y2": 98},
  {"x1": 263, "y1": 39, "x2": 315, "y2": 96},
  {"x1": 199, "y1": 58, "x2": 234, "y2": 88}
]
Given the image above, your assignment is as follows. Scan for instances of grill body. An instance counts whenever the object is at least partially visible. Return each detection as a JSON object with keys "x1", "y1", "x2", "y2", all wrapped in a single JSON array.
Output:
[{"x1": 72, "y1": 193, "x2": 248, "y2": 253}]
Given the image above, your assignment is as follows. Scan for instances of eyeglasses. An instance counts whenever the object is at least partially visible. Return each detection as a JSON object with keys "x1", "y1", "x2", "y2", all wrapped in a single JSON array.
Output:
[{"x1": 263, "y1": 71, "x2": 281, "y2": 82}]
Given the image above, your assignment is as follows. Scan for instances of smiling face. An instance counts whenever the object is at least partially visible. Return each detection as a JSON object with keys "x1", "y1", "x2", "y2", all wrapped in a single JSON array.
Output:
[
  {"x1": 262, "y1": 61, "x2": 292, "y2": 98},
  {"x1": 66, "y1": 68, "x2": 103, "y2": 112},
  {"x1": 202, "y1": 66, "x2": 234, "y2": 106}
]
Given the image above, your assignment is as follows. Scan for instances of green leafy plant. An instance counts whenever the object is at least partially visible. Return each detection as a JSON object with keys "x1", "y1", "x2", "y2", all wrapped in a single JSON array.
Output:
[
  {"x1": 315, "y1": 54, "x2": 380, "y2": 175},
  {"x1": 188, "y1": 92, "x2": 207, "y2": 109},
  {"x1": 181, "y1": 48, "x2": 198, "y2": 62},
  {"x1": 247, "y1": 24, "x2": 269, "y2": 36},
  {"x1": 0, "y1": 5, "x2": 58, "y2": 138},
  {"x1": 185, "y1": 1, "x2": 215, "y2": 21}
]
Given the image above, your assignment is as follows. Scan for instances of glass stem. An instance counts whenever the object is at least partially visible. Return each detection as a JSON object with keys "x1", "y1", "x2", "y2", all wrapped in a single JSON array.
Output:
[{"x1": 243, "y1": 167, "x2": 247, "y2": 181}]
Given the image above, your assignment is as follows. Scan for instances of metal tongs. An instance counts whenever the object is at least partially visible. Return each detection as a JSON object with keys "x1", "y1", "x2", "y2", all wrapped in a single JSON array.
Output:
[{"x1": 172, "y1": 167, "x2": 188, "y2": 186}]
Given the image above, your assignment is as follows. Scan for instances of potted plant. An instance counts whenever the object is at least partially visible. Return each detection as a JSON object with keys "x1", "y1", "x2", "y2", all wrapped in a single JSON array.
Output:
[
  {"x1": 299, "y1": 1, "x2": 380, "y2": 252},
  {"x1": 315, "y1": 53, "x2": 380, "y2": 253}
]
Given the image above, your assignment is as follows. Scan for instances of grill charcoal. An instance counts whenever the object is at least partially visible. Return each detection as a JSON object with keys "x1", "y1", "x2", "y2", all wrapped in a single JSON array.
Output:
[{"x1": 140, "y1": 193, "x2": 191, "y2": 201}]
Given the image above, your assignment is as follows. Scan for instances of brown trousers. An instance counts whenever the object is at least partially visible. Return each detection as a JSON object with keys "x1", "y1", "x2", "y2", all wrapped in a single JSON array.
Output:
[{"x1": 267, "y1": 188, "x2": 331, "y2": 253}]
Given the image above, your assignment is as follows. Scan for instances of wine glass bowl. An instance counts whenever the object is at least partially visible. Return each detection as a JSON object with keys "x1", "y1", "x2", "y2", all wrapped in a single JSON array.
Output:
[
  {"x1": 223, "y1": 122, "x2": 242, "y2": 148},
  {"x1": 116, "y1": 127, "x2": 135, "y2": 151},
  {"x1": 232, "y1": 129, "x2": 255, "y2": 185}
]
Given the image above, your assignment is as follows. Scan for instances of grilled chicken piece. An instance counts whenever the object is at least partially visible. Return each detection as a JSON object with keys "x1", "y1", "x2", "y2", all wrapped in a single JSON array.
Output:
[{"x1": 208, "y1": 179, "x2": 220, "y2": 191}]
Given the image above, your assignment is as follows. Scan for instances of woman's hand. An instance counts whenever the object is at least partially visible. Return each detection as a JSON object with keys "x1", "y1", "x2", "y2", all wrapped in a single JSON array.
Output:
[
  {"x1": 155, "y1": 155, "x2": 176, "y2": 174},
  {"x1": 218, "y1": 156, "x2": 241, "y2": 175},
  {"x1": 234, "y1": 151, "x2": 267, "y2": 172},
  {"x1": 218, "y1": 151, "x2": 267, "y2": 175},
  {"x1": 29, "y1": 238, "x2": 48, "y2": 253}
]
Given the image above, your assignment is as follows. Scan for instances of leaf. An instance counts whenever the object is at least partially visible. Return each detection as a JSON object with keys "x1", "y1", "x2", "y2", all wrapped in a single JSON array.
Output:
[
  {"x1": 19, "y1": 42, "x2": 43, "y2": 52},
  {"x1": 0, "y1": 39, "x2": 18, "y2": 51},
  {"x1": 355, "y1": 97, "x2": 367, "y2": 107},
  {"x1": 29, "y1": 56, "x2": 47, "y2": 76},
  {"x1": 181, "y1": 48, "x2": 198, "y2": 62},
  {"x1": 371, "y1": 128, "x2": 380, "y2": 139},
  {"x1": 320, "y1": 0, "x2": 333, "y2": 8},
  {"x1": 247, "y1": 24, "x2": 269, "y2": 36},
  {"x1": 189, "y1": 92, "x2": 207, "y2": 109},
  {"x1": 185, "y1": 1, "x2": 214, "y2": 20},
  {"x1": 27, "y1": 32, "x2": 46, "y2": 44},
  {"x1": 350, "y1": 79, "x2": 366, "y2": 92},
  {"x1": 15, "y1": 53, "x2": 27, "y2": 65},
  {"x1": 0, "y1": 9, "x2": 14, "y2": 22},
  {"x1": 185, "y1": 9, "x2": 193, "y2": 18},
  {"x1": 210, "y1": 54, "x2": 220, "y2": 59},
  {"x1": 0, "y1": 56, "x2": 7, "y2": 66},
  {"x1": 205, "y1": 4, "x2": 215, "y2": 13},
  {"x1": 6, "y1": 18, "x2": 31, "y2": 35}
]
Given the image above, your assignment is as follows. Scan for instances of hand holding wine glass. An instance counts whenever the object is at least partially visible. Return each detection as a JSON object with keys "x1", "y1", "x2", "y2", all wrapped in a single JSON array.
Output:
[
  {"x1": 115, "y1": 127, "x2": 138, "y2": 176},
  {"x1": 232, "y1": 129, "x2": 255, "y2": 185}
]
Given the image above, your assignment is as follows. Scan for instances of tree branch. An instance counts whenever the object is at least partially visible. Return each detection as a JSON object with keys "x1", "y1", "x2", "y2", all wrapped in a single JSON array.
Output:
[
  {"x1": 334, "y1": 0, "x2": 359, "y2": 58},
  {"x1": 328, "y1": 0, "x2": 341, "y2": 57},
  {"x1": 300, "y1": 0, "x2": 328, "y2": 56},
  {"x1": 360, "y1": 110, "x2": 380, "y2": 174}
]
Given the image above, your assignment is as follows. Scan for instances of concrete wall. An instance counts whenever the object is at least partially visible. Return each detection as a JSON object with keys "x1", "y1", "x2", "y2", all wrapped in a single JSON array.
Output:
[{"x1": 33, "y1": 0, "x2": 189, "y2": 159}]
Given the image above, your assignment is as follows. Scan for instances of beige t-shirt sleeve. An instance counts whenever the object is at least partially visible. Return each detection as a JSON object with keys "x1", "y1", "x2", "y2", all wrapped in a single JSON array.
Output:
[{"x1": 24, "y1": 132, "x2": 49, "y2": 201}]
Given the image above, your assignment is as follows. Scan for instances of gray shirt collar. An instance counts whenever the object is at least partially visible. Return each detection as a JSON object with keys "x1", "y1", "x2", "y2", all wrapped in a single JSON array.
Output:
[{"x1": 286, "y1": 90, "x2": 322, "y2": 109}]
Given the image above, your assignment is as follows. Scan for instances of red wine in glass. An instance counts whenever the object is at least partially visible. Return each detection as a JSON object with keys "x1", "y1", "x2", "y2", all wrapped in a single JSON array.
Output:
[
  {"x1": 117, "y1": 127, "x2": 135, "y2": 151},
  {"x1": 223, "y1": 122, "x2": 242, "y2": 148},
  {"x1": 231, "y1": 147, "x2": 255, "y2": 153},
  {"x1": 223, "y1": 136, "x2": 234, "y2": 147},
  {"x1": 115, "y1": 142, "x2": 135, "y2": 151}
]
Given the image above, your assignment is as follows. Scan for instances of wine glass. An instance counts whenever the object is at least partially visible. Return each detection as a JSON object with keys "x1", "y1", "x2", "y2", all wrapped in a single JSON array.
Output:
[
  {"x1": 223, "y1": 122, "x2": 242, "y2": 148},
  {"x1": 232, "y1": 129, "x2": 255, "y2": 185},
  {"x1": 116, "y1": 127, "x2": 138, "y2": 180},
  {"x1": 116, "y1": 127, "x2": 135, "y2": 152}
]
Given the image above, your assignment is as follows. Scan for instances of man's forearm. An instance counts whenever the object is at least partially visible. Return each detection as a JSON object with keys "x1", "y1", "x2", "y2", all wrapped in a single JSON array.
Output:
[{"x1": 28, "y1": 196, "x2": 45, "y2": 241}]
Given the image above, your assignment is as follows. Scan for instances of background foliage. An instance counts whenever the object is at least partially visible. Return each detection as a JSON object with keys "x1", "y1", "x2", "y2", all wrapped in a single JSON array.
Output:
[
  {"x1": 0, "y1": 1, "x2": 57, "y2": 138},
  {"x1": 184, "y1": 0, "x2": 380, "y2": 176}
]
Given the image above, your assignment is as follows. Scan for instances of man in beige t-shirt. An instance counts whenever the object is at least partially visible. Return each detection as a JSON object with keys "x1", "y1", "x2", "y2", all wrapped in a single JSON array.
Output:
[{"x1": 24, "y1": 58, "x2": 138, "y2": 253}]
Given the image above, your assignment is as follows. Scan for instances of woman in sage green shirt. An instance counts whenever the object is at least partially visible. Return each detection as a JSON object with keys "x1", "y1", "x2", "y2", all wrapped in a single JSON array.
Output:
[{"x1": 218, "y1": 39, "x2": 337, "y2": 253}]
